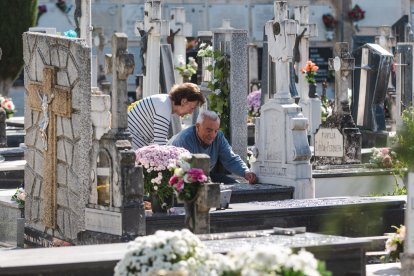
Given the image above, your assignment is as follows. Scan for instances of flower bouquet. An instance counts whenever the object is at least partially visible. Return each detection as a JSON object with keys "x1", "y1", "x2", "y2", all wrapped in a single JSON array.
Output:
[
  {"x1": 348, "y1": 4, "x2": 365, "y2": 22},
  {"x1": 301, "y1": 60, "x2": 319, "y2": 85},
  {"x1": 169, "y1": 154, "x2": 208, "y2": 202},
  {"x1": 369, "y1": 147, "x2": 396, "y2": 168},
  {"x1": 322, "y1": 13, "x2": 337, "y2": 30},
  {"x1": 247, "y1": 89, "x2": 261, "y2": 118},
  {"x1": 11, "y1": 187, "x2": 27, "y2": 208},
  {"x1": 382, "y1": 225, "x2": 405, "y2": 262},
  {"x1": 114, "y1": 229, "x2": 332, "y2": 276},
  {"x1": 197, "y1": 43, "x2": 214, "y2": 58},
  {"x1": 175, "y1": 55, "x2": 198, "y2": 80},
  {"x1": 135, "y1": 145, "x2": 190, "y2": 211},
  {"x1": 0, "y1": 95, "x2": 16, "y2": 119}
]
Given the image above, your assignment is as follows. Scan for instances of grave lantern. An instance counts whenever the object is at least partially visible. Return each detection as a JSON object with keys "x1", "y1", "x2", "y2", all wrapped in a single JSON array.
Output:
[{"x1": 96, "y1": 150, "x2": 111, "y2": 206}]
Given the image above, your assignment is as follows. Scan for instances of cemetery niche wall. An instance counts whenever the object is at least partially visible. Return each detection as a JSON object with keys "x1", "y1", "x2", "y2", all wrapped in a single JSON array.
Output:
[{"x1": 352, "y1": 43, "x2": 393, "y2": 148}]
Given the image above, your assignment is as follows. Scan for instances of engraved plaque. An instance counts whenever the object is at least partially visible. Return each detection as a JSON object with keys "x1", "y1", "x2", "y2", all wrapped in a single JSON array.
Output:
[{"x1": 314, "y1": 128, "x2": 344, "y2": 157}]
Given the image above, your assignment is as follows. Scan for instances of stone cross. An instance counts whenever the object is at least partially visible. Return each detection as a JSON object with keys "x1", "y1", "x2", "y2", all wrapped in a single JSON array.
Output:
[
  {"x1": 294, "y1": 5, "x2": 320, "y2": 145},
  {"x1": 135, "y1": 0, "x2": 169, "y2": 98},
  {"x1": 170, "y1": 7, "x2": 192, "y2": 84},
  {"x1": 266, "y1": 1, "x2": 298, "y2": 103},
  {"x1": 185, "y1": 154, "x2": 220, "y2": 234},
  {"x1": 27, "y1": 66, "x2": 72, "y2": 228},
  {"x1": 105, "y1": 33, "x2": 135, "y2": 133},
  {"x1": 328, "y1": 43, "x2": 355, "y2": 115}
]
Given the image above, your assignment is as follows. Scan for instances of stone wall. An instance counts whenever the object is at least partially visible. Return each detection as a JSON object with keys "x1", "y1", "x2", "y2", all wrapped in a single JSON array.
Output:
[{"x1": 23, "y1": 32, "x2": 92, "y2": 242}]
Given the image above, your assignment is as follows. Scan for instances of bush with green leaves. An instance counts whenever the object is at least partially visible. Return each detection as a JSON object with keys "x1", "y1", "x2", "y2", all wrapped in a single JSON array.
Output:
[
  {"x1": 393, "y1": 108, "x2": 414, "y2": 171},
  {"x1": 0, "y1": 0, "x2": 38, "y2": 96}
]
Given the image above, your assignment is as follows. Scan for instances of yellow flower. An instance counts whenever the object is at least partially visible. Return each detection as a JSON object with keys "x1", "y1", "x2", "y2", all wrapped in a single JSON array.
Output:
[{"x1": 128, "y1": 100, "x2": 140, "y2": 112}]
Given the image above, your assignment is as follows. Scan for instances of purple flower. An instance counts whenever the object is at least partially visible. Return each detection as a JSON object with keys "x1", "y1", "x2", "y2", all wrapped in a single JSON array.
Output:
[{"x1": 247, "y1": 90, "x2": 261, "y2": 117}]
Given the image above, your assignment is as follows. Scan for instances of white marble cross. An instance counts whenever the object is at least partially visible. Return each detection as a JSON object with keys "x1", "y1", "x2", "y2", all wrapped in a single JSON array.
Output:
[
  {"x1": 135, "y1": 0, "x2": 169, "y2": 97},
  {"x1": 170, "y1": 7, "x2": 192, "y2": 84},
  {"x1": 265, "y1": 1, "x2": 298, "y2": 102}
]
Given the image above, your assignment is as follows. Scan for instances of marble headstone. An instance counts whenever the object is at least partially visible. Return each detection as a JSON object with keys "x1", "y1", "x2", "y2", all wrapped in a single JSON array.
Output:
[{"x1": 251, "y1": 1, "x2": 313, "y2": 199}]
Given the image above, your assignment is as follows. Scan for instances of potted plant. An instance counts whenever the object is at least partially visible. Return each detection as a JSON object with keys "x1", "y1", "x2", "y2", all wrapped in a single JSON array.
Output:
[
  {"x1": 0, "y1": 95, "x2": 16, "y2": 119},
  {"x1": 135, "y1": 144, "x2": 190, "y2": 213},
  {"x1": 169, "y1": 154, "x2": 208, "y2": 230},
  {"x1": 175, "y1": 55, "x2": 198, "y2": 82},
  {"x1": 301, "y1": 60, "x2": 319, "y2": 98}
]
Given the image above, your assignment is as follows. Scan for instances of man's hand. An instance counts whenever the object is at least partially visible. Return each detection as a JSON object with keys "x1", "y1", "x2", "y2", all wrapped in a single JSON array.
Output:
[{"x1": 244, "y1": 171, "x2": 257, "y2": 184}]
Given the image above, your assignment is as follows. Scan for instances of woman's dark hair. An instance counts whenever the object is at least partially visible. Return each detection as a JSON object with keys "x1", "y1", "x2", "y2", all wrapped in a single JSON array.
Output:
[{"x1": 169, "y1": 83, "x2": 205, "y2": 106}]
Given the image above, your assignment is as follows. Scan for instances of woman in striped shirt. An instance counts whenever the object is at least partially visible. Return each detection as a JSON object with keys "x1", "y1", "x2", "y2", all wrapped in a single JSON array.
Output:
[{"x1": 128, "y1": 83, "x2": 205, "y2": 149}]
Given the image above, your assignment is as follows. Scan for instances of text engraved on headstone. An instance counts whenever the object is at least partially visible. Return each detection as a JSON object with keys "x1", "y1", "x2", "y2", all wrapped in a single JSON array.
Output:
[
  {"x1": 314, "y1": 128, "x2": 343, "y2": 157},
  {"x1": 259, "y1": 166, "x2": 287, "y2": 176}
]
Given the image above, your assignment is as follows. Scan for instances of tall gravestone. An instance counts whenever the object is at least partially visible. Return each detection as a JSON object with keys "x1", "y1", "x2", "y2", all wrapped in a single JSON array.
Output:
[
  {"x1": 23, "y1": 32, "x2": 93, "y2": 241},
  {"x1": 352, "y1": 43, "x2": 393, "y2": 147},
  {"x1": 213, "y1": 20, "x2": 248, "y2": 162},
  {"x1": 251, "y1": 1, "x2": 313, "y2": 199},
  {"x1": 170, "y1": 7, "x2": 192, "y2": 84},
  {"x1": 135, "y1": 0, "x2": 168, "y2": 98},
  {"x1": 294, "y1": 6, "x2": 320, "y2": 145},
  {"x1": 84, "y1": 33, "x2": 145, "y2": 242},
  {"x1": 314, "y1": 43, "x2": 361, "y2": 165},
  {"x1": 395, "y1": 43, "x2": 414, "y2": 126},
  {"x1": 375, "y1": 26, "x2": 397, "y2": 131}
]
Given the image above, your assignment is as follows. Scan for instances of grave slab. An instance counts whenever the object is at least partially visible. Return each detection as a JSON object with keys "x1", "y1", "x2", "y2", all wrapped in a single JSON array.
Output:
[
  {"x1": 146, "y1": 197, "x2": 405, "y2": 238},
  {"x1": 0, "y1": 230, "x2": 371, "y2": 276}
]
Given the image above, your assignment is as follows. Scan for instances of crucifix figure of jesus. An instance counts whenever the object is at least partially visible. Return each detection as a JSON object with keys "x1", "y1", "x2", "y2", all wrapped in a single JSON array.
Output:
[{"x1": 27, "y1": 65, "x2": 72, "y2": 228}]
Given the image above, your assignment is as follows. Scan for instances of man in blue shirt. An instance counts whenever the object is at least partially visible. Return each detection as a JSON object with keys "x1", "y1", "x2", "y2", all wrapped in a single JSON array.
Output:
[{"x1": 170, "y1": 110, "x2": 257, "y2": 184}]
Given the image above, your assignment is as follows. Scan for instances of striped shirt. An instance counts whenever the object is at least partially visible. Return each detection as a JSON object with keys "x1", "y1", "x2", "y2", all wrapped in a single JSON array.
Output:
[{"x1": 128, "y1": 94, "x2": 172, "y2": 149}]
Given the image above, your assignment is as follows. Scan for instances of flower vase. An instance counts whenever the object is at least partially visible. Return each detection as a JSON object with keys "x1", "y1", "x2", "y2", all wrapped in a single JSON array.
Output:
[
  {"x1": 309, "y1": 84, "x2": 318, "y2": 98},
  {"x1": 183, "y1": 198, "x2": 197, "y2": 232},
  {"x1": 150, "y1": 195, "x2": 172, "y2": 214}
]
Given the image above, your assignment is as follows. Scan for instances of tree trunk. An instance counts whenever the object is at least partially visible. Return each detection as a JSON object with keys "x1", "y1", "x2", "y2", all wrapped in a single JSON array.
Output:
[{"x1": 0, "y1": 78, "x2": 15, "y2": 97}]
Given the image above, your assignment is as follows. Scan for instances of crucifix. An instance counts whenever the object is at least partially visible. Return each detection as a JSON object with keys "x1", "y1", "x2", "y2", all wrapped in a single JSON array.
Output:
[
  {"x1": 27, "y1": 66, "x2": 72, "y2": 228},
  {"x1": 265, "y1": 1, "x2": 298, "y2": 103}
]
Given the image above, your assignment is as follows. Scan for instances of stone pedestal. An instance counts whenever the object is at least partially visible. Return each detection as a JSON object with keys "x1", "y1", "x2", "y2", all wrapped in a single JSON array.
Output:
[{"x1": 251, "y1": 100, "x2": 313, "y2": 199}]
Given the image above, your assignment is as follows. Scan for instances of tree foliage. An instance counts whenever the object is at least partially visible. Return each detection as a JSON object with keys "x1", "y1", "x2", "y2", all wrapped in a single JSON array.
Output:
[
  {"x1": 393, "y1": 108, "x2": 414, "y2": 171},
  {"x1": 0, "y1": 0, "x2": 38, "y2": 95}
]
